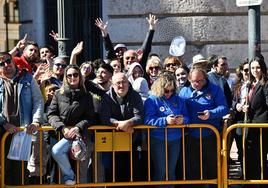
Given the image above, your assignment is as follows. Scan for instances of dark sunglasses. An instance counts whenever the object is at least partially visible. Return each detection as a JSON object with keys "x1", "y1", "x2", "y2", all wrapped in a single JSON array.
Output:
[
  {"x1": 67, "y1": 72, "x2": 79, "y2": 78},
  {"x1": 125, "y1": 56, "x2": 136, "y2": 60},
  {"x1": 54, "y1": 63, "x2": 67, "y2": 68},
  {"x1": 82, "y1": 66, "x2": 91, "y2": 71},
  {"x1": 0, "y1": 58, "x2": 12, "y2": 66},
  {"x1": 149, "y1": 66, "x2": 160, "y2": 71},
  {"x1": 243, "y1": 68, "x2": 249, "y2": 73},
  {"x1": 164, "y1": 89, "x2": 174, "y2": 94},
  {"x1": 219, "y1": 63, "x2": 227, "y2": 67},
  {"x1": 165, "y1": 63, "x2": 177, "y2": 68}
]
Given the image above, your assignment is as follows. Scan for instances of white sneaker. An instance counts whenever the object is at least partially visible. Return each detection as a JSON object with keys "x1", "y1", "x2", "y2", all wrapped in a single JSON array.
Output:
[{"x1": 65, "y1": 179, "x2": 75, "y2": 185}]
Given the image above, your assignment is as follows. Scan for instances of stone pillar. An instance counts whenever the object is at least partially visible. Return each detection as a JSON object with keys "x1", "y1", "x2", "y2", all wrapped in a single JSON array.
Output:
[{"x1": 57, "y1": 0, "x2": 69, "y2": 58}]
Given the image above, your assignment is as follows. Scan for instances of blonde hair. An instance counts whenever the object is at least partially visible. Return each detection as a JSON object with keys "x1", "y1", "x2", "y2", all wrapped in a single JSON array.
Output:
[
  {"x1": 145, "y1": 57, "x2": 162, "y2": 74},
  {"x1": 60, "y1": 65, "x2": 85, "y2": 94},
  {"x1": 150, "y1": 71, "x2": 176, "y2": 97}
]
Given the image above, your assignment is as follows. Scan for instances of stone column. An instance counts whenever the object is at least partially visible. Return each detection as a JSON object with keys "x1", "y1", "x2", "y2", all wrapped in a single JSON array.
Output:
[{"x1": 57, "y1": 0, "x2": 69, "y2": 58}]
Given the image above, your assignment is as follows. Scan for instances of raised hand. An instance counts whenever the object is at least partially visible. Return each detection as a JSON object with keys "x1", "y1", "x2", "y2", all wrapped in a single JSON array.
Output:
[
  {"x1": 34, "y1": 63, "x2": 51, "y2": 81},
  {"x1": 146, "y1": 14, "x2": 158, "y2": 30},
  {"x1": 16, "y1": 33, "x2": 28, "y2": 51},
  {"x1": 95, "y1": 18, "x2": 108, "y2": 37},
  {"x1": 49, "y1": 30, "x2": 59, "y2": 41},
  {"x1": 39, "y1": 67, "x2": 53, "y2": 84},
  {"x1": 71, "y1": 41, "x2": 83, "y2": 56},
  {"x1": 70, "y1": 41, "x2": 83, "y2": 65}
]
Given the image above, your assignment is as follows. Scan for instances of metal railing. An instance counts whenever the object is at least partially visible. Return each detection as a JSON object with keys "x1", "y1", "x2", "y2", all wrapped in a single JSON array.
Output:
[
  {"x1": 222, "y1": 123, "x2": 268, "y2": 188},
  {"x1": 1, "y1": 124, "x2": 221, "y2": 188}
]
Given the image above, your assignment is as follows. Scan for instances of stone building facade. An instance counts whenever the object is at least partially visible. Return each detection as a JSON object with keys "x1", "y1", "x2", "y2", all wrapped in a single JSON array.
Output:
[
  {"x1": 0, "y1": 0, "x2": 19, "y2": 51},
  {"x1": 1, "y1": 0, "x2": 268, "y2": 69},
  {"x1": 102, "y1": 0, "x2": 268, "y2": 68}
]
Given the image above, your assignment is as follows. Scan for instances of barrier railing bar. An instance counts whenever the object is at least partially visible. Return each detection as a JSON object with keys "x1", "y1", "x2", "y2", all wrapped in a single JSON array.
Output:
[
  {"x1": 182, "y1": 127, "x2": 186, "y2": 180},
  {"x1": 223, "y1": 123, "x2": 268, "y2": 188},
  {"x1": 1, "y1": 124, "x2": 221, "y2": 188},
  {"x1": 112, "y1": 129, "x2": 115, "y2": 183},
  {"x1": 199, "y1": 127, "x2": 203, "y2": 180},
  {"x1": 165, "y1": 126, "x2": 168, "y2": 181},
  {"x1": 130, "y1": 133, "x2": 133, "y2": 182},
  {"x1": 147, "y1": 128, "x2": 151, "y2": 181},
  {"x1": 39, "y1": 132, "x2": 43, "y2": 184},
  {"x1": 242, "y1": 127, "x2": 246, "y2": 180},
  {"x1": 94, "y1": 129, "x2": 97, "y2": 183},
  {"x1": 260, "y1": 128, "x2": 263, "y2": 180}
]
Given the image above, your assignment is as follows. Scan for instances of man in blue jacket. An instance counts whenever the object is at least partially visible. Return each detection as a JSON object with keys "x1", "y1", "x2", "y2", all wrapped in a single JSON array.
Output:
[
  {"x1": 179, "y1": 67, "x2": 228, "y2": 188},
  {"x1": 0, "y1": 52, "x2": 44, "y2": 185}
]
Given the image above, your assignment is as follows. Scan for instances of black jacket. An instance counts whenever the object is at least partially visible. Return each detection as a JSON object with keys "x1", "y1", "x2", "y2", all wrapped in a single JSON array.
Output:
[
  {"x1": 99, "y1": 85, "x2": 144, "y2": 125},
  {"x1": 47, "y1": 86, "x2": 94, "y2": 134},
  {"x1": 249, "y1": 82, "x2": 268, "y2": 123}
]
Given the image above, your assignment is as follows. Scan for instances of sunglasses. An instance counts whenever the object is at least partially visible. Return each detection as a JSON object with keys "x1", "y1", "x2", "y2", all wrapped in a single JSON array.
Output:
[
  {"x1": 219, "y1": 63, "x2": 227, "y2": 67},
  {"x1": 0, "y1": 58, "x2": 12, "y2": 66},
  {"x1": 149, "y1": 66, "x2": 160, "y2": 71},
  {"x1": 82, "y1": 66, "x2": 92, "y2": 71},
  {"x1": 243, "y1": 68, "x2": 249, "y2": 73},
  {"x1": 67, "y1": 72, "x2": 79, "y2": 78},
  {"x1": 125, "y1": 56, "x2": 136, "y2": 60},
  {"x1": 164, "y1": 89, "x2": 174, "y2": 94},
  {"x1": 54, "y1": 63, "x2": 67, "y2": 68},
  {"x1": 165, "y1": 63, "x2": 177, "y2": 68}
]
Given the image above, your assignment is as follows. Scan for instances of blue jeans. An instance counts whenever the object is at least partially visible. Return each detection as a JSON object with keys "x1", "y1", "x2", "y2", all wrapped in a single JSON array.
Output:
[
  {"x1": 150, "y1": 137, "x2": 181, "y2": 188},
  {"x1": 52, "y1": 138, "x2": 75, "y2": 182}
]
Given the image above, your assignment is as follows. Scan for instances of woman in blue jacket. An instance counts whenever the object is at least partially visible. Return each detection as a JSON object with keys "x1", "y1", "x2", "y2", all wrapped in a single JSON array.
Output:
[{"x1": 144, "y1": 72, "x2": 189, "y2": 188}]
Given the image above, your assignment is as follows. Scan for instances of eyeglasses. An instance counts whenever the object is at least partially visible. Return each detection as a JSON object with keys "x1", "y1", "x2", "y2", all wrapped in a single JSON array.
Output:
[
  {"x1": 164, "y1": 89, "x2": 174, "y2": 94},
  {"x1": 165, "y1": 63, "x2": 177, "y2": 68},
  {"x1": 243, "y1": 68, "x2": 249, "y2": 73},
  {"x1": 125, "y1": 56, "x2": 136, "y2": 60},
  {"x1": 149, "y1": 66, "x2": 160, "y2": 71},
  {"x1": 0, "y1": 58, "x2": 12, "y2": 66},
  {"x1": 54, "y1": 63, "x2": 67, "y2": 68},
  {"x1": 114, "y1": 81, "x2": 128, "y2": 87},
  {"x1": 66, "y1": 72, "x2": 79, "y2": 79},
  {"x1": 190, "y1": 79, "x2": 205, "y2": 84}
]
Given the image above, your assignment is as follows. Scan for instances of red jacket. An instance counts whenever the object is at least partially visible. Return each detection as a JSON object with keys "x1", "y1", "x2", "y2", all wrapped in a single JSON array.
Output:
[{"x1": 13, "y1": 56, "x2": 37, "y2": 74}]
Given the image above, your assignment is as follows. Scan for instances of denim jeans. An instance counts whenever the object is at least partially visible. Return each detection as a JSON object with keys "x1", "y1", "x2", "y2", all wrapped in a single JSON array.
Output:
[
  {"x1": 150, "y1": 137, "x2": 181, "y2": 188},
  {"x1": 52, "y1": 138, "x2": 75, "y2": 182}
]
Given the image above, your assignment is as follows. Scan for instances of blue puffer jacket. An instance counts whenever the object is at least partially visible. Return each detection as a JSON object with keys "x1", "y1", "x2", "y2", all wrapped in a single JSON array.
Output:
[
  {"x1": 144, "y1": 93, "x2": 189, "y2": 141},
  {"x1": 179, "y1": 80, "x2": 228, "y2": 137}
]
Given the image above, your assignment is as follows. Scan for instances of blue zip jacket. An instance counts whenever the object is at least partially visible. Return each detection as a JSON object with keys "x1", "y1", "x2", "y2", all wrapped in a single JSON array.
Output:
[
  {"x1": 144, "y1": 94, "x2": 189, "y2": 141},
  {"x1": 179, "y1": 81, "x2": 228, "y2": 137}
]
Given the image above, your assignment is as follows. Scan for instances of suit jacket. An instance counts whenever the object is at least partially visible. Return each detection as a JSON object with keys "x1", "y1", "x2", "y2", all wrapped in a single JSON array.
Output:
[{"x1": 249, "y1": 82, "x2": 268, "y2": 123}]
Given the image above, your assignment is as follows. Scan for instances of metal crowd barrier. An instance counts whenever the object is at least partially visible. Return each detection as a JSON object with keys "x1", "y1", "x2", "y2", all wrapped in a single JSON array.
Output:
[
  {"x1": 222, "y1": 123, "x2": 268, "y2": 188},
  {"x1": 1, "y1": 124, "x2": 221, "y2": 188}
]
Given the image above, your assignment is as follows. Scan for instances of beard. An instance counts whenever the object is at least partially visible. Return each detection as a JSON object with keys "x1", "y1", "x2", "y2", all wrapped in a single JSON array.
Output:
[{"x1": 25, "y1": 55, "x2": 38, "y2": 64}]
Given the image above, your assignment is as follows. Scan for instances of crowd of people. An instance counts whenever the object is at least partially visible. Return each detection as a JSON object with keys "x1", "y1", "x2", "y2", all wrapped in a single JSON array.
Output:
[{"x1": 0, "y1": 14, "x2": 267, "y2": 188}]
